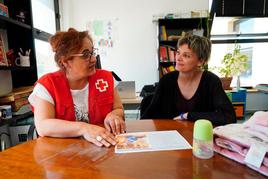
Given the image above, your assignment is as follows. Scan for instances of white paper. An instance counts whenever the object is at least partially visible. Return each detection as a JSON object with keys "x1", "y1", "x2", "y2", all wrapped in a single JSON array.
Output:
[{"x1": 115, "y1": 130, "x2": 192, "y2": 154}]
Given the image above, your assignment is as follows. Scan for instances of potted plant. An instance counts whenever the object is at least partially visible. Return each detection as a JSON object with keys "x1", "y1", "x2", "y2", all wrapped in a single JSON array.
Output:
[{"x1": 213, "y1": 45, "x2": 249, "y2": 90}]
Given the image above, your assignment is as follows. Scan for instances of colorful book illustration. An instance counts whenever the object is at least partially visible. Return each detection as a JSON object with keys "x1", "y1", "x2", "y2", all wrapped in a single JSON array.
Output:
[
  {"x1": 115, "y1": 130, "x2": 192, "y2": 154},
  {"x1": 116, "y1": 133, "x2": 149, "y2": 150}
]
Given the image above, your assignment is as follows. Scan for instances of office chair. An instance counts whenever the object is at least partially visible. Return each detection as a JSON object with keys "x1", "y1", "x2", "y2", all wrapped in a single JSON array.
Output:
[
  {"x1": 112, "y1": 71, "x2": 122, "y2": 81},
  {"x1": 139, "y1": 83, "x2": 158, "y2": 118},
  {"x1": 27, "y1": 123, "x2": 38, "y2": 141},
  {"x1": 95, "y1": 55, "x2": 102, "y2": 69},
  {"x1": 95, "y1": 54, "x2": 122, "y2": 81},
  {"x1": 140, "y1": 94, "x2": 154, "y2": 118}
]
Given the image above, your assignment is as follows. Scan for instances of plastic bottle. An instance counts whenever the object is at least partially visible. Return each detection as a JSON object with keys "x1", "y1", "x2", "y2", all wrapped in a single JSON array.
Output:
[{"x1": 193, "y1": 119, "x2": 214, "y2": 159}]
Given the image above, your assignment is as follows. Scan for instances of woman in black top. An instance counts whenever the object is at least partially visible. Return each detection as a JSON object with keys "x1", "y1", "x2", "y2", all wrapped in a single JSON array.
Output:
[{"x1": 142, "y1": 33, "x2": 236, "y2": 125}]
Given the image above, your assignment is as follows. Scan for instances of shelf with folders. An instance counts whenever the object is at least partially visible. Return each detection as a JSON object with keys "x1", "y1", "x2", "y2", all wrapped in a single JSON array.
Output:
[
  {"x1": 158, "y1": 17, "x2": 209, "y2": 78},
  {"x1": 159, "y1": 65, "x2": 176, "y2": 78},
  {"x1": 0, "y1": 0, "x2": 38, "y2": 89},
  {"x1": 159, "y1": 18, "x2": 209, "y2": 40},
  {"x1": 158, "y1": 44, "x2": 176, "y2": 78},
  {"x1": 159, "y1": 45, "x2": 176, "y2": 62},
  {"x1": 159, "y1": 49, "x2": 176, "y2": 78}
]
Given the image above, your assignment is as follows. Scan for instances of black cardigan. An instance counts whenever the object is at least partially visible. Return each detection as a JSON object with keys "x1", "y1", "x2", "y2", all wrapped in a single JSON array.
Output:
[{"x1": 141, "y1": 71, "x2": 236, "y2": 125}]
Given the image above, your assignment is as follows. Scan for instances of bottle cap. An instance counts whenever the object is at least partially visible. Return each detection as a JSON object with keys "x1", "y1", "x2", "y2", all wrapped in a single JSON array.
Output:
[{"x1": 193, "y1": 119, "x2": 213, "y2": 141}]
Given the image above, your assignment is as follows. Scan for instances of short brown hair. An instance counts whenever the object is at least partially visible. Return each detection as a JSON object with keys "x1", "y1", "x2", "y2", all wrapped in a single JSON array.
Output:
[
  {"x1": 49, "y1": 28, "x2": 93, "y2": 69},
  {"x1": 177, "y1": 33, "x2": 211, "y2": 64}
]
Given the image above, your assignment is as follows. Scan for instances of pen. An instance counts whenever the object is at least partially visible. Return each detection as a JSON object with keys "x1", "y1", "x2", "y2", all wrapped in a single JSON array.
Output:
[
  {"x1": 20, "y1": 48, "x2": 24, "y2": 55},
  {"x1": 26, "y1": 49, "x2": 31, "y2": 56}
]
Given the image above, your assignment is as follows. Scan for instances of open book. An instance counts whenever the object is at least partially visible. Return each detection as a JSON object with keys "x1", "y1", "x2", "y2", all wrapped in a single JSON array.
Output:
[{"x1": 115, "y1": 130, "x2": 192, "y2": 154}]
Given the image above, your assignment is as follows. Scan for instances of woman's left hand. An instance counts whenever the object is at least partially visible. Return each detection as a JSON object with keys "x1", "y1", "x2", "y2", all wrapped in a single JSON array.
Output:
[{"x1": 104, "y1": 113, "x2": 126, "y2": 135}]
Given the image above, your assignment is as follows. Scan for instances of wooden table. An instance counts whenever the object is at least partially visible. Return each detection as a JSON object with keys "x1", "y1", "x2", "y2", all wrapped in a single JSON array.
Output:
[{"x1": 0, "y1": 120, "x2": 265, "y2": 179}]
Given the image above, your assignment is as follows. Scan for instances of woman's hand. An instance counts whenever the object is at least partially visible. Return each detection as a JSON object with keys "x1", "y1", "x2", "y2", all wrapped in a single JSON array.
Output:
[
  {"x1": 81, "y1": 124, "x2": 117, "y2": 147},
  {"x1": 104, "y1": 113, "x2": 126, "y2": 135}
]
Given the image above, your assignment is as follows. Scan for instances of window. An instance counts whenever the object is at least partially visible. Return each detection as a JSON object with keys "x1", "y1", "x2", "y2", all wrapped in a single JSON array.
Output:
[
  {"x1": 34, "y1": 39, "x2": 59, "y2": 78},
  {"x1": 31, "y1": 0, "x2": 60, "y2": 78},
  {"x1": 209, "y1": 17, "x2": 268, "y2": 87},
  {"x1": 32, "y1": 0, "x2": 56, "y2": 34}
]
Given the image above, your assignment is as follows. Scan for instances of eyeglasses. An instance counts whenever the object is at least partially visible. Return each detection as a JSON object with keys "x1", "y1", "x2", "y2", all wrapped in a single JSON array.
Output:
[{"x1": 71, "y1": 48, "x2": 98, "y2": 60}]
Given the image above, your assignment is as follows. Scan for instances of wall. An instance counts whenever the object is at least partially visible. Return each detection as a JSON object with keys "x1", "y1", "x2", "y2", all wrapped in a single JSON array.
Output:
[{"x1": 59, "y1": 0, "x2": 208, "y2": 91}]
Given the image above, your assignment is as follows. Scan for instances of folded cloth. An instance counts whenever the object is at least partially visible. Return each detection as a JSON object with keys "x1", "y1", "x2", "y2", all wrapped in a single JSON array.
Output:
[
  {"x1": 215, "y1": 138, "x2": 247, "y2": 156},
  {"x1": 243, "y1": 111, "x2": 268, "y2": 141},
  {"x1": 214, "y1": 124, "x2": 268, "y2": 177},
  {"x1": 244, "y1": 111, "x2": 268, "y2": 127},
  {"x1": 214, "y1": 143, "x2": 268, "y2": 176},
  {"x1": 214, "y1": 137, "x2": 268, "y2": 167}
]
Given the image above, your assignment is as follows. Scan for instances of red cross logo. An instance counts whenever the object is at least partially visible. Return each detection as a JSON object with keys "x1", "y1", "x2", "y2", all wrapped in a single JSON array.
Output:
[{"x1": 95, "y1": 79, "x2": 108, "y2": 92}]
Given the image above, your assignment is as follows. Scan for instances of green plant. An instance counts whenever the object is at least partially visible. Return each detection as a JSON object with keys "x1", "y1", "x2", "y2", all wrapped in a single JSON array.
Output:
[{"x1": 215, "y1": 45, "x2": 249, "y2": 77}]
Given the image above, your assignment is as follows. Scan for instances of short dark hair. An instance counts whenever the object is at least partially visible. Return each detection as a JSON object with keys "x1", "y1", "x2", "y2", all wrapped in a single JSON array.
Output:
[{"x1": 177, "y1": 33, "x2": 211, "y2": 64}]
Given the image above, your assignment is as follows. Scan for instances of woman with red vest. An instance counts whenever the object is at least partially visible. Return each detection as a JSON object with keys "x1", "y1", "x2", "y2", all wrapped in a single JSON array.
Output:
[{"x1": 28, "y1": 28, "x2": 125, "y2": 147}]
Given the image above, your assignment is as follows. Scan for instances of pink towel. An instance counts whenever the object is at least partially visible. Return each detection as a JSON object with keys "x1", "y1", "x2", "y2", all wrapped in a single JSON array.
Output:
[
  {"x1": 214, "y1": 141, "x2": 268, "y2": 176},
  {"x1": 215, "y1": 138, "x2": 247, "y2": 156},
  {"x1": 213, "y1": 124, "x2": 268, "y2": 177},
  {"x1": 214, "y1": 137, "x2": 268, "y2": 167}
]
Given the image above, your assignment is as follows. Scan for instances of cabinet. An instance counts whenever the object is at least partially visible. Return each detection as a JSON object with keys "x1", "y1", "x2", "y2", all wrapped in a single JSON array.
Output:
[
  {"x1": 0, "y1": 0, "x2": 37, "y2": 88},
  {"x1": 0, "y1": 0, "x2": 59, "y2": 149},
  {"x1": 226, "y1": 88, "x2": 247, "y2": 119},
  {"x1": 158, "y1": 18, "x2": 209, "y2": 78},
  {"x1": 0, "y1": 0, "x2": 36, "y2": 149}
]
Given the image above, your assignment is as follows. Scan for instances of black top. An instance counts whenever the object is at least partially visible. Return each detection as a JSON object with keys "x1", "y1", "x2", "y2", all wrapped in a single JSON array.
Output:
[{"x1": 141, "y1": 71, "x2": 236, "y2": 125}]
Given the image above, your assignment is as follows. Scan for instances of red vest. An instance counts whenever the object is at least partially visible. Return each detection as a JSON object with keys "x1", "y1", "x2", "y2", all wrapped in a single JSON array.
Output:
[{"x1": 37, "y1": 69, "x2": 114, "y2": 124}]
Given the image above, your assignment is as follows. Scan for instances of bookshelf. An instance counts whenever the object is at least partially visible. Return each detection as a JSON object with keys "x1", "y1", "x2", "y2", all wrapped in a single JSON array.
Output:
[
  {"x1": 0, "y1": 0, "x2": 60, "y2": 149},
  {"x1": 0, "y1": 0, "x2": 37, "y2": 150},
  {"x1": 0, "y1": 0, "x2": 37, "y2": 88},
  {"x1": 158, "y1": 17, "x2": 209, "y2": 78}
]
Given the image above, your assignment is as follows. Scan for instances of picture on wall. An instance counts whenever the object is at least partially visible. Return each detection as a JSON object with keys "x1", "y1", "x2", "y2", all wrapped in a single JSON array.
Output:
[{"x1": 86, "y1": 18, "x2": 119, "y2": 58}]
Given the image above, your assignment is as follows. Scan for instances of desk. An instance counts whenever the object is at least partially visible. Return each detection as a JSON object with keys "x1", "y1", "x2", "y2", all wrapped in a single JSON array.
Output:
[
  {"x1": 121, "y1": 96, "x2": 142, "y2": 110},
  {"x1": 121, "y1": 96, "x2": 142, "y2": 120},
  {"x1": 0, "y1": 120, "x2": 265, "y2": 178}
]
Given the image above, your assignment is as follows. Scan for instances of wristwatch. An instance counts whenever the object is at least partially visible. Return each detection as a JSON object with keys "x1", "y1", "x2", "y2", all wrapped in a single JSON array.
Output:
[{"x1": 179, "y1": 113, "x2": 186, "y2": 120}]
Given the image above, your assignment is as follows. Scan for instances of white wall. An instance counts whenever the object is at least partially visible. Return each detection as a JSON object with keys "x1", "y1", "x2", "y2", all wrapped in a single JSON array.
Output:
[{"x1": 59, "y1": 0, "x2": 208, "y2": 91}]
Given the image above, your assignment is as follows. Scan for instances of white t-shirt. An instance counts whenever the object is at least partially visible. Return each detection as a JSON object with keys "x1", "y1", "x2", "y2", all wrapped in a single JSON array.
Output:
[{"x1": 28, "y1": 80, "x2": 118, "y2": 123}]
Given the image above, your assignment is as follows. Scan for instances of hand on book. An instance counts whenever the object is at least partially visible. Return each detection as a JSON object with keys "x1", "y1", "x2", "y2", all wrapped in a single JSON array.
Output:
[
  {"x1": 104, "y1": 113, "x2": 126, "y2": 135},
  {"x1": 82, "y1": 124, "x2": 117, "y2": 147}
]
